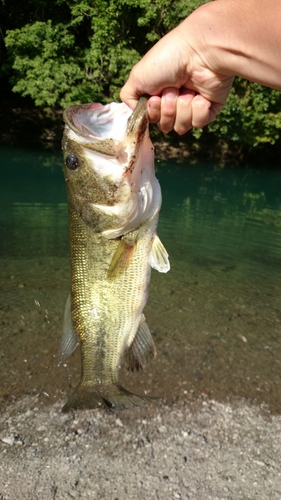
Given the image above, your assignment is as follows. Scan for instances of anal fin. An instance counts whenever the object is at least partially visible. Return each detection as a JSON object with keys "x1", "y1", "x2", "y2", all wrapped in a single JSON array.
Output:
[{"x1": 125, "y1": 314, "x2": 156, "y2": 371}]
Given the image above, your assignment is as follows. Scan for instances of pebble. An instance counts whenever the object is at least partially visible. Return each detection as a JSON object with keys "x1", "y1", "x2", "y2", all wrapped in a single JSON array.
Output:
[
  {"x1": 1, "y1": 436, "x2": 14, "y2": 446},
  {"x1": 37, "y1": 425, "x2": 47, "y2": 432}
]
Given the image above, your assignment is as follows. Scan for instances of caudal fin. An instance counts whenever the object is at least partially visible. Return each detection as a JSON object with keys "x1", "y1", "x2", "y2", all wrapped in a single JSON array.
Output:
[{"x1": 62, "y1": 382, "x2": 148, "y2": 412}]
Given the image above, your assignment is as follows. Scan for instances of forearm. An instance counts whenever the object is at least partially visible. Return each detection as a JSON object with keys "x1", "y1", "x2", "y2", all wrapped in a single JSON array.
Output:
[{"x1": 189, "y1": 0, "x2": 281, "y2": 89}]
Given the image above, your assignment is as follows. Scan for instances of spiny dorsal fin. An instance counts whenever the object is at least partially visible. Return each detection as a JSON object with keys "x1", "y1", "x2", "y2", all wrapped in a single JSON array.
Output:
[
  {"x1": 149, "y1": 234, "x2": 170, "y2": 273},
  {"x1": 125, "y1": 314, "x2": 156, "y2": 371},
  {"x1": 107, "y1": 237, "x2": 137, "y2": 280},
  {"x1": 58, "y1": 294, "x2": 79, "y2": 365}
]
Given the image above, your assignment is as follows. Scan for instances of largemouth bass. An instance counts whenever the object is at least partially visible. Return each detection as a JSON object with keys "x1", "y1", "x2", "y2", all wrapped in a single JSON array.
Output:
[{"x1": 60, "y1": 97, "x2": 170, "y2": 412}]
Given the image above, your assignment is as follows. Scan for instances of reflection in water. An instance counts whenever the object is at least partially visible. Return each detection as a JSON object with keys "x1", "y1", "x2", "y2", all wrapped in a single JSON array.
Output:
[
  {"x1": 0, "y1": 146, "x2": 67, "y2": 257},
  {"x1": 1, "y1": 202, "x2": 67, "y2": 257},
  {"x1": 0, "y1": 146, "x2": 281, "y2": 412}
]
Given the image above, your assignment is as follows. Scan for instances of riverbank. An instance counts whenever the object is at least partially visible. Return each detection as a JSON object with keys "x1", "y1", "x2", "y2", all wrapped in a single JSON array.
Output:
[
  {"x1": 0, "y1": 90, "x2": 193, "y2": 161},
  {"x1": 2, "y1": 89, "x2": 281, "y2": 166},
  {"x1": 1, "y1": 395, "x2": 280, "y2": 499},
  {"x1": 2, "y1": 93, "x2": 281, "y2": 500}
]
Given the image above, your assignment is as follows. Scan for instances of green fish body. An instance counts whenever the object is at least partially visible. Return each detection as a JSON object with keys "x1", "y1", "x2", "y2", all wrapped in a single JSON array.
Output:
[{"x1": 60, "y1": 98, "x2": 169, "y2": 411}]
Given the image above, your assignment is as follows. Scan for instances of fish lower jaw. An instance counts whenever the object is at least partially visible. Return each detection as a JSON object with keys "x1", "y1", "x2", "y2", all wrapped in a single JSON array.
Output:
[{"x1": 62, "y1": 381, "x2": 149, "y2": 412}]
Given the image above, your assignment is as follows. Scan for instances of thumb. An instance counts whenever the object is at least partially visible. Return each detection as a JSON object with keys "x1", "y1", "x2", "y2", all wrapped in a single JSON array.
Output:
[{"x1": 120, "y1": 80, "x2": 141, "y2": 110}]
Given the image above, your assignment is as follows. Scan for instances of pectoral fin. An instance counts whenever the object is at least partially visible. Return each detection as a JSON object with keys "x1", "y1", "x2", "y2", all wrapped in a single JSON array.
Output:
[
  {"x1": 58, "y1": 295, "x2": 79, "y2": 365},
  {"x1": 149, "y1": 234, "x2": 170, "y2": 273},
  {"x1": 125, "y1": 314, "x2": 157, "y2": 371},
  {"x1": 107, "y1": 237, "x2": 136, "y2": 280}
]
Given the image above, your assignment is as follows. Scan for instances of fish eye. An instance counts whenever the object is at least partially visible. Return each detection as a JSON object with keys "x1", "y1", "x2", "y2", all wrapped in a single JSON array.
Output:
[{"x1": 66, "y1": 154, "x2": 79, "y2": 170}]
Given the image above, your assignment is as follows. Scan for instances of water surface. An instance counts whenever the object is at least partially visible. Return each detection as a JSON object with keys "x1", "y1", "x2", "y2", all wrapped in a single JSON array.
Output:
[{"x1": 1, "y1": 146, "x2": 281, "y2": 412}]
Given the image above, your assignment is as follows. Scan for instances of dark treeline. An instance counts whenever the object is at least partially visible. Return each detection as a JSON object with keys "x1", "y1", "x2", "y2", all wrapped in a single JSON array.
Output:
[{"x1": 1, "y1": 0, "x2": 281, "y2": 163}]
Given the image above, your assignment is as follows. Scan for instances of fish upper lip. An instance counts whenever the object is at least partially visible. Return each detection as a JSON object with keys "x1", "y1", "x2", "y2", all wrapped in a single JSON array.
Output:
[{"x1": 63, "y1": 103, "x2": 103, "y2": 140}]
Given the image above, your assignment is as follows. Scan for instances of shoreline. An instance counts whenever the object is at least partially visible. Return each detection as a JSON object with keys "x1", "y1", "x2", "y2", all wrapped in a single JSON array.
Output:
[
  {"x1": 2, "y1": 90, "x2": 281, "y2": 166},
  {"x1": 1, "y1": 394, "x2": 280, "y2": 499}
]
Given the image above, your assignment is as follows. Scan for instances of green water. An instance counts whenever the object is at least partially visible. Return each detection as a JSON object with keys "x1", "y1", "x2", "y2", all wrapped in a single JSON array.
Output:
[{"x1": 1, "y1": 145, "x2": 281, "y2": 412}]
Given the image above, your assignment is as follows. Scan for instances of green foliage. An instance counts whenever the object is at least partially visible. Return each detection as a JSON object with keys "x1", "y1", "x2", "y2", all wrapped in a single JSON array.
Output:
[
  {"x1": 4, "y1": 0, "x2": 204, "y2": 107},
  {"x1": 5, "y1": 21, "x2": 82, "y2": 107},
  {"x1": 2, "y1": 0, "x2": 281, "y2": 152},
  {"x1": 205, "y1": 79, "x2": 281, "y2": 147}
]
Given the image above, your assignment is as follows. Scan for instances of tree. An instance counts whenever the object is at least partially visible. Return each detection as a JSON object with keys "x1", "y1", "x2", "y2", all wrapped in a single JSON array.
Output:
[
  {"x1": 2, "y1": 0, "x2": 281, "y2": 156},
  {"x1": 3, "y1": 0, "x2": 206, "y2": 107}
]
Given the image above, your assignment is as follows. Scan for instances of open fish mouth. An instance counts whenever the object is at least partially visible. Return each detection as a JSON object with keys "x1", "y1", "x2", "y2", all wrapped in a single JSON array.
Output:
[
  {"x1": 63, "y1": 102, "x2": 133, "y2": 144},
  {"x1": 63, "y1": 98, "x2": 150, "y2": 152},
  {"x1": 63, "y1": 103, "x2": 132, "y2": 157}
]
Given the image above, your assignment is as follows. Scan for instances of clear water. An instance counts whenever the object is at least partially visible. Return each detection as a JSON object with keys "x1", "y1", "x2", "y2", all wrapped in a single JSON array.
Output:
[{"x1": 1, "y1": 145, "x2": 281, "y2": 412}]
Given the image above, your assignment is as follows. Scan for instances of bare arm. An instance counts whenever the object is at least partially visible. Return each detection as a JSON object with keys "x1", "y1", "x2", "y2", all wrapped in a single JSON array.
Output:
[{"x1": 120, "y1": 0, "x2": 281, "y2": 134}]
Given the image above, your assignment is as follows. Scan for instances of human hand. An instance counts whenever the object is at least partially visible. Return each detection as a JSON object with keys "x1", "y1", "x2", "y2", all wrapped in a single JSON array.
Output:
[{"x1": 120, "y1": 7, "x2": 234, "y2": 135}]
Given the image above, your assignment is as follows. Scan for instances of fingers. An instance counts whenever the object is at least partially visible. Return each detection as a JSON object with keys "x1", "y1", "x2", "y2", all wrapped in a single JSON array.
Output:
[
  {"x1": 147, "y1": 96, "x2": 161, "y2": 123},
  {"x1": 148, "y1": 90, "x2": 225, "y2": 135},
  {"x1": 191, "y1": 94, "x2": 224, "y2": 128},
  {"x1": 121, "y1": 82, "x2": 225, "y2": 135},
  {"x1": 147, "y1": 89, "x2": 194, "y2": 134},
  {"x1": 174, "y1": 89, "x2": 196, "y2": 134},
  {"x1": 156, "y1": 88, "x2": 179, "y2": 133}
]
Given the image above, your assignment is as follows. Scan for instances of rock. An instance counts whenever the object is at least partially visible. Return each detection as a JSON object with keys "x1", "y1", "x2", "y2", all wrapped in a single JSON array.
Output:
[{"x1": 1, "y1": 436, "x2": 14, "y2": 446}]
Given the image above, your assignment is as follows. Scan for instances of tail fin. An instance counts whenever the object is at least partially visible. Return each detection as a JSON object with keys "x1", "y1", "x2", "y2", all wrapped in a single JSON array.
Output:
[{"x1": 62, "y1": 382, "x2": 148, "y2": 412}]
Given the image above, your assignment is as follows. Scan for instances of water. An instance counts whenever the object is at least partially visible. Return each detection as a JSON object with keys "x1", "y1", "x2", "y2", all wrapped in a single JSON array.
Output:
[{"x1": 1, "y1": 145, "x2": 281, "y2": 412}]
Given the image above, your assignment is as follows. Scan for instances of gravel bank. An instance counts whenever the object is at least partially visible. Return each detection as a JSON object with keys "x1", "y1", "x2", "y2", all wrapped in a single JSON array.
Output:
[{"x1": 1, "y1": 396, "x2": 281, "y2": 499}]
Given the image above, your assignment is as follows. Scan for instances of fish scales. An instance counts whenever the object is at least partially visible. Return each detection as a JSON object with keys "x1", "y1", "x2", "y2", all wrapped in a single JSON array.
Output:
[{"x1": 60, "y1": 97, "x2": 170, "y2": 411}]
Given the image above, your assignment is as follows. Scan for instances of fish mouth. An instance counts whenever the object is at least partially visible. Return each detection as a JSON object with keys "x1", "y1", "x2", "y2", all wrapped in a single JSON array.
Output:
[
  {"x1": 63, "y1": 98, "x2": 149, "y2": 156},
  {"x1": 126, "y1": 96, "x2": 149, "y2": 138}
]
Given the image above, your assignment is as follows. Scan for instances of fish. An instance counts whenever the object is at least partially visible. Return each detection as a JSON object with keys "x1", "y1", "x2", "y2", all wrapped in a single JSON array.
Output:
[{"x1": 59, "y1": 97, "x2": 170, "y2": 412}]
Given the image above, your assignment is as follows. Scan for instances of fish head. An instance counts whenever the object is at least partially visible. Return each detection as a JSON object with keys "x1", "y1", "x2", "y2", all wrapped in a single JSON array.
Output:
[{"x1": 62, "y1": 99, "x2": 161, "y2": 237}]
